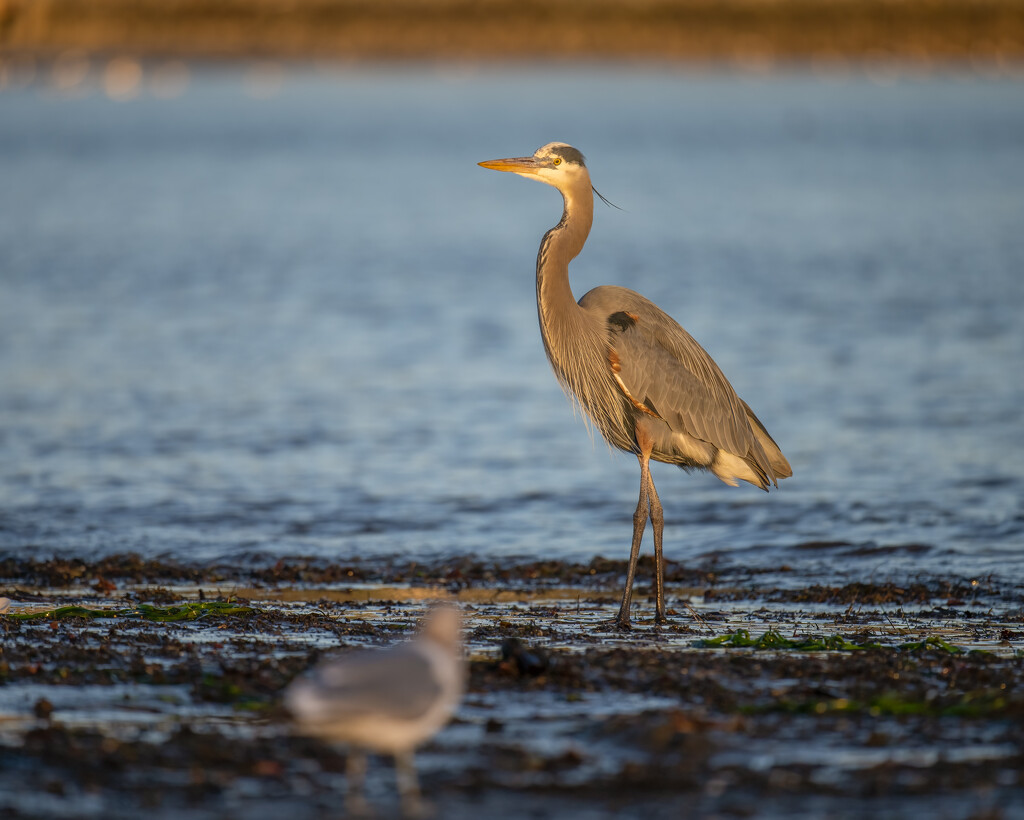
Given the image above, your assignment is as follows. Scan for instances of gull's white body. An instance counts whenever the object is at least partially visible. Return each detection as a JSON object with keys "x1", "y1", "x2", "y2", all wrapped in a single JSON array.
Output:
[
  {"x1": 285, "y1": 633, "x2": 464, "y2": 755},
  {"x1": 284, "y1": 605, "x2": 464, "y2": 816}
]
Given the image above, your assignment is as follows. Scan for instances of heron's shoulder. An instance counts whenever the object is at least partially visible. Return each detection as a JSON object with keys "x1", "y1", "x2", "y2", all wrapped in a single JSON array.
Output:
[
  {"x1": 578, "y1": 286, "x2": 671, "y2": 320},
  {"x1": 579, "y1": 286, "x2": 688, "y2": 341}
]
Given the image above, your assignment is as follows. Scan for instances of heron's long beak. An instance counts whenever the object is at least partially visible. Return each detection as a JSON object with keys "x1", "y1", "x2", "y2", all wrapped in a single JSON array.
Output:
[{"x1": 478, "y1": 156, "x2": 542, "y2": 176}]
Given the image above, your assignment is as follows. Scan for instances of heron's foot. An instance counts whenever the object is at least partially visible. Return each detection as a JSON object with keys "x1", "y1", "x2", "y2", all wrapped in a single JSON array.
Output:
[
  {"x1": 613, "y1": 614, "x2": 632, "y2": 632},
  {"x1": 653, "y1": 612, "x2": 671, "y2": 626}
]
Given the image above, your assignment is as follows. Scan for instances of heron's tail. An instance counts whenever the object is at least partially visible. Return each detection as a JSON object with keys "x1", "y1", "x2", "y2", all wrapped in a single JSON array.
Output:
[{"x1": 741, "y1": 400, "x2": 793, "y2": 483}]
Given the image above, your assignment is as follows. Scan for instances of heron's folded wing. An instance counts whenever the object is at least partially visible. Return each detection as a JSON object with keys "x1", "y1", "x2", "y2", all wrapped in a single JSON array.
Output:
[{"x1": 608, "y1": 310, "x2": 765, "y2": 466}]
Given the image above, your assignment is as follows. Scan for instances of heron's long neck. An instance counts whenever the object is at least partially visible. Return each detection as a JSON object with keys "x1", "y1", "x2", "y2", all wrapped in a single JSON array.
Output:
[
  {"x1": 536, "y1": 185, "x2": 593, "y2": 324},
  {"x1": 536, "y1": 185, "x2": 601, "y2": 386}
]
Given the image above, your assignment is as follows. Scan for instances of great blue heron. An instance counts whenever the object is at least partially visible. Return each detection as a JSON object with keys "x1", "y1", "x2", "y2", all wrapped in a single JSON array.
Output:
[
  {"x1": 285, "y1": 605, "x2": 465, "y2": 816},
  {"x1": 479, "y1": 142, "x2": 792, "y2": 630}
]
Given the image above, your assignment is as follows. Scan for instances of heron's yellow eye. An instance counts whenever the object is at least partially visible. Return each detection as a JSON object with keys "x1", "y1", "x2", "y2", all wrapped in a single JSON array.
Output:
[{"x1": 552, "y1": 158, "x2": 562, "y2": 166}]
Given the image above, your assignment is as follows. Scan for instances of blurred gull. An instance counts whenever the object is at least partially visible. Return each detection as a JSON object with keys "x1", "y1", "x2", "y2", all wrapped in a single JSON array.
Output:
[{"x1": 285, "y1": 604, "x2": 464, "y2": 816}]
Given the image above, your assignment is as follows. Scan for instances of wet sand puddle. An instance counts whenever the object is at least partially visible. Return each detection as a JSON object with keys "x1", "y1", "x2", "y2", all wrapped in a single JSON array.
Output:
[{"x1": 1, "y1": 559, "x2": 1023, "y2": 819}]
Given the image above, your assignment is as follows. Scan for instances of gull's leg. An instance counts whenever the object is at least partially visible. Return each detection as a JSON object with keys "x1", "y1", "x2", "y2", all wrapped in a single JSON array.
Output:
[
  {"x1": 616, "y1": 438, "x2": 653, "y2": 630},
  {"x1": 345, "y1": 749, "x2": 370, "y2": 817},
  {"x1": 648, "y1": 472, "x2": 667, "y2": 624},
  {"x1": 394, "y1": 750, "x2": 425, "y2": 818}
]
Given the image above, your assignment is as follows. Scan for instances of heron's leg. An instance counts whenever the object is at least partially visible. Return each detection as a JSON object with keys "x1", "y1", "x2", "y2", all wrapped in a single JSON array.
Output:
[
  {"x1": 648, "y1": 472, "x2": 666, "y2": 623},
  {"x1": 394, "y1": 750, "x2": 424, "y2": 818},
  {"x1": 345, "y1": 749, "x2": 370, "y2": 817},
  {"x1": 616, "y1": 448, "x2": 651, "y2": 630}
]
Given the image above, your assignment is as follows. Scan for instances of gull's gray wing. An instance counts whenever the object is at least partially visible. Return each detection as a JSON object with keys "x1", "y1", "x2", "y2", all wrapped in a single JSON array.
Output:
[{"x1": 304, "y1": 645, "x2": 442, "y2": 722}]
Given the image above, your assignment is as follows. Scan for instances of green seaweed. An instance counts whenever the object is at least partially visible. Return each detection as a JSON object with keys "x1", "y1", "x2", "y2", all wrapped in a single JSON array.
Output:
[
  {"x1": 694, "y1": 628, "x2": 964, "y2": 653},
  {"x1": 5, "y1": 601, "x2": 254, "y2": 622},
  {"x1": 896, "y1": 636, "x2": 963, "y2": 654}
]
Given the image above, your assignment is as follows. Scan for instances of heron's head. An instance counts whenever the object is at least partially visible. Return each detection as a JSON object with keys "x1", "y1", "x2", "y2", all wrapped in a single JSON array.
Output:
[{"x1": 478, "y1": 142, "x2": 589, "y2": 192}]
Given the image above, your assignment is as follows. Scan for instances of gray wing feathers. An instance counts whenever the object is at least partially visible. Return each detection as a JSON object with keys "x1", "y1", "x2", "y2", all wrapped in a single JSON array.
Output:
[
  {"x1": 307, "y1": 646, "x2": 442, "y2": 722},
  {"x1": 618, "y1": 316, "x2": 763, "y2": 457},
  {"x1": 581, "y1": 286, "x2": 779, "y2": 481},
  {"x1": 740, "y1": 399, "x2": 793, "y2": 479}
]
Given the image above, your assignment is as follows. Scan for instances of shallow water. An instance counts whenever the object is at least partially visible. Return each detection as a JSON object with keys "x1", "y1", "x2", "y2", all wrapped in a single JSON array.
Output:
[{"x1": 1, "y1": 66, "x2": 1023, "y2": 583}]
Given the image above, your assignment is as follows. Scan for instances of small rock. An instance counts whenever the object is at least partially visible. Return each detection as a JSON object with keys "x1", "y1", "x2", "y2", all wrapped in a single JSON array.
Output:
[
  {"x1": 33, "y1": 698, "x2": 54, "y2": 720},
  {"x1": 500, "y1": 638, "x2": 550, "y2": 676}
]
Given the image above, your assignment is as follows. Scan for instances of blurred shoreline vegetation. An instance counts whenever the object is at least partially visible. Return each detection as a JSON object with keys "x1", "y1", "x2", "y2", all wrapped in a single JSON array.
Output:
[{"x1": 1, "y1": 0, "x2": 1022, "y2": 65}]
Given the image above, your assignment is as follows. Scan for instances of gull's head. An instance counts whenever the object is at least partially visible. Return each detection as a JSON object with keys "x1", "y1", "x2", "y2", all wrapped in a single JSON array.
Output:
[
  {"x1": 478, "y1": 142, "x2": 589, "y2": 191},
  {"x1": 419, "y1": 603, "x2": 463, "y2": 651}
]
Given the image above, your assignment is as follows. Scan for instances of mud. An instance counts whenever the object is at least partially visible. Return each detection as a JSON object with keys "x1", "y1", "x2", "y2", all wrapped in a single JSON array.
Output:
[{"x1": 1, "y1": 554, "x2": 1022, "y2": 819}]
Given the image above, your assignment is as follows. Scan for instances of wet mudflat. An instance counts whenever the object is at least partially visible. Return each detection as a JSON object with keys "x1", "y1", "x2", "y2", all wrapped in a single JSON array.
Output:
[{"x1": 2, "y1": 555, "x2": 1022, "y2": 819}]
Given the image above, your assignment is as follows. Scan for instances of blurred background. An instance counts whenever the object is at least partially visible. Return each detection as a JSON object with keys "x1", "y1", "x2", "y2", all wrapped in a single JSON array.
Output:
[
  {"x1": 1, "y1": 2, "x2": 1022, "y2": 581},
  {"x1": 2, "y1": 0, "x2": 1023, "y2": 64}
]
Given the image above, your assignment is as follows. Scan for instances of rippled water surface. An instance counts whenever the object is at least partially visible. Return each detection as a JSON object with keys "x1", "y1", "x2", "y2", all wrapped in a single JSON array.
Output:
[{"x1": 1, "y1": 67, "x2": 1022, "y2": 582}]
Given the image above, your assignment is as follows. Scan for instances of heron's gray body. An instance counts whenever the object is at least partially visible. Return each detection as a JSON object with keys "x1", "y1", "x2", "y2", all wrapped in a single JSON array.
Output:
[
  {"x1": 480, "y1": 143, "x2": 791, "y2": 628},
  {"x1": 566, "y1": 284, "x2": 788, "y2": 488}
]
